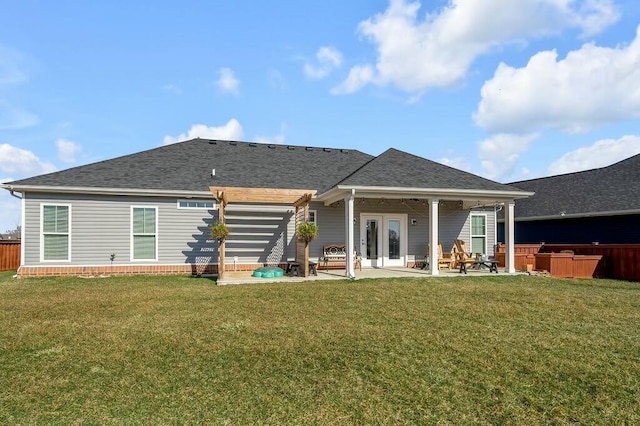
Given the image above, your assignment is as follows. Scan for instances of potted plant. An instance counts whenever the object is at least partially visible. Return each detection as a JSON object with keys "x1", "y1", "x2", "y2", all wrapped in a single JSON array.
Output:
[
  {"x1": 210, "y1": 222, "x2": 230, "y2": 242},
  {"x1": 296, "y1": 222, "x2": 318, "y2": 243}
]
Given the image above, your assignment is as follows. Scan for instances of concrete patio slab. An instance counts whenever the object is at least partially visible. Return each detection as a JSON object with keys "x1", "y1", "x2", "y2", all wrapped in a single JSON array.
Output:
[{"x1": 217, "y1": 266, "x2": 516, "y2": 285}]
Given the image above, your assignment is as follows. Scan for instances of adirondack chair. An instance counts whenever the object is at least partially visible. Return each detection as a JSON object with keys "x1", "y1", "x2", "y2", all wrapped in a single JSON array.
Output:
[
  {"x1": 453, "y1": 239, "x2": 478, "y2": 269},
  {"x1": 423, "y1": 242, "x2": 453, "y2": 270}
]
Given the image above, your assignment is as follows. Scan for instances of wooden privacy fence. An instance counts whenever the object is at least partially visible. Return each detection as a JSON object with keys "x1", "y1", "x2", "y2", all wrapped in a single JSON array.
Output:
[{"x1": 0, "y1": 240, "x2": 21, "y2": 271}]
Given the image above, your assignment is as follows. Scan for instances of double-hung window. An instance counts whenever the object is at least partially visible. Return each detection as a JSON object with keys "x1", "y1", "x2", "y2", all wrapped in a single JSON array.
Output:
[
  {"x1": 132, "y1": 207, "x2": 157, "y2": 261},
  {"x1": 470, "y1": 214, "x2": 487, "y2": 255},
  {"x1": 42, "y1": 204, "x2": 70, "y2": 261}
]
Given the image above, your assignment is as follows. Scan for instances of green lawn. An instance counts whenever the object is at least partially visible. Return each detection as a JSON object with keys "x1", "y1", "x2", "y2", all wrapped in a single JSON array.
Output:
[{"x1": 1, "y1": 272, "x2": 639, "y2": 425}]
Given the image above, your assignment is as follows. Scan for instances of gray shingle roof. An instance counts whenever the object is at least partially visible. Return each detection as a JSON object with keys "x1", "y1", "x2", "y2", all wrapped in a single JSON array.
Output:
[
  {"x1": 337, "y1": 148, "x2": 515, "y2": 192},
  {"x1": 7, "y1": 139, "x2": 374, "y2": 194},
  {"x1": 6, "y1": 140, "x2": 528, "y2": 197},
  {"x1": 509, "y1": 153, "x2": 640, "y2": 219}
]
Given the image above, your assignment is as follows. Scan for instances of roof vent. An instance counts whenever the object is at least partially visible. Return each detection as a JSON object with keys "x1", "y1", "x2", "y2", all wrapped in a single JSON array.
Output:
[
  {"x1": 249, "y1": 143, "x2": 257, "y2": 147},
  {"x1": 208, "y1": 141, "x2": 217, "y2": 145},
  {"x1": 323, "y1": 148, "x2": 331, "y2": 152},
  {"x1": 268, "y1": 145, "x2": 275, "y2": 149},
  {"x1": 287, "y1": 146, "x2": 295, "y2": 150},
  {"x1": 229, "y1": 141, "x2": 237, "y2": 146},
  {"x1": 305, "y1": 147, "x2": 314, "y2": 151},
  {"x1": 211, "y1": 169, "x2": 216, "y2": 177}
]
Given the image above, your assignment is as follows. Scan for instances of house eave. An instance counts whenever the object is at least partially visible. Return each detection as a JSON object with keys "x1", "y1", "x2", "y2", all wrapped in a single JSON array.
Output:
[
  {"x1": 0, "y1": 183, "x2": 212, "y2": 198},
  {"x1": 498, "y1": 208, "x2": 640, "y2": 223},
  {"x1": 316, "y1": 185, "x2": 533, "y2": 206}
]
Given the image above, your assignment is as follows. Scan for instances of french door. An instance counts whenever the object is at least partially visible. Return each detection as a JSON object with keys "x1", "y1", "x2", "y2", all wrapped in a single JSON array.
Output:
[{"x1": 359, "y1": 214, "x2": 407, "y2": 267}]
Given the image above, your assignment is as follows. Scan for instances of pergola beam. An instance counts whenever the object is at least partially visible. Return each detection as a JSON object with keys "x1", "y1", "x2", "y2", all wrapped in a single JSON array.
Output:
[{"x1": 210, "y1": 187, "x2": 316, "y2": 204}]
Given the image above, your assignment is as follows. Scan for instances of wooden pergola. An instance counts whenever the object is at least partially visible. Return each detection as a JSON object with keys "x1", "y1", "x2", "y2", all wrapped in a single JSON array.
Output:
[{"x1": 209, "y1": 187, "x2": 316, "y2": 281}]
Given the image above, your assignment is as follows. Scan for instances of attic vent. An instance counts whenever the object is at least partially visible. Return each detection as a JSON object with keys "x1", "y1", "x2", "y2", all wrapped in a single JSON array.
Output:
[
  {"x1": 208, "y1": 141, "x2": 217, "y2": 145},
  {"x1": 268, "y1": 145, "x2": 275, "y2": 149},
  {"x1": 323, "y1": 148, "x2": 331, "y2": 152},
  {"x1": 287, "y1": 146, "x2": 295, "y2": 150},
  {"x1": 305, "y1": 147, "x2": 314, "y2": 151},
  {"x1": 341, "y1": 149, "x2": 348, "y2": 153},
  {"x1": 249, "y1": 143, "x2": 257, "y2": 147},
  {"x1": 229, "y1": 141, "x2": 237, "y2": 146}
]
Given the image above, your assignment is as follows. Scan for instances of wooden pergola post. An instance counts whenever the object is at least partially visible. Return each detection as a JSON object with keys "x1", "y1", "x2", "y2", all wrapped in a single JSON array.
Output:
[
  {"x1": 294, "y1": 193, "x2": 313, "y2": 277},
  {"x1": 215, "y1": 191, "x2": 228, "y2": 281}
]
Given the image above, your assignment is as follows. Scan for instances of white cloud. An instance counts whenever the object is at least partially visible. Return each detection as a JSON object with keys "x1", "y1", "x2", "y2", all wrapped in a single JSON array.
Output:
[
  {"x1": 475, "y1": 25, "x2": 640, "y2": 134},
  {"x1": 335, "y1": 0, "x2": 618, "y2": 95},
  {"x1": 56, "y1": 138, "x2": 82, "y2": 163},
  {"x1": 0, "y1": 143, "x2": 57, "y2": 176},
  {"x1": 548, "y1": 135, "x2": 640, "y2": 175},
  {"x1": 0, "y1": 99, "x2": 39, "y2": 129},
  {"x1": 163, "y1": 119, "x2": 244, "y2": 145},
  {"x1": 216, "y1": 68, "x2": 240, "y2": 95},
  {"x1": 438, "y1": 156, "x2": 472, "y2": 172},
  {"x1": 304, "y1": 46, "x2": 343, "y2": 79},
  {"x1": 478, "y1": 133, "x2": 539, "y2": 181},
  {"x1": 331, "y1": 65, "x2": 376, "y2": 95}
]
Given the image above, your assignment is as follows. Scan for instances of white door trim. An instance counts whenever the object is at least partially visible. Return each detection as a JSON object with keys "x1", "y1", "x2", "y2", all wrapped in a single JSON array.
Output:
[{"x1": 359, "y1": 213, "x2": 408, "y2": 268}]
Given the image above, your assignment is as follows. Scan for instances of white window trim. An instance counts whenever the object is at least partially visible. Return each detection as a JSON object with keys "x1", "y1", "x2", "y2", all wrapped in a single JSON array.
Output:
[
  {"x1": 176, "y1": 199, "x2": 217, "y2": 210},
  {"x1": 470, "y1": 212, "x2": 488, "y2": 255},
  {"x1": 40, "y1": 203, "x2": 72, "y2": 262},
  {"x1": 130, "y1": 206, "x2": 158, "y2": 262}
]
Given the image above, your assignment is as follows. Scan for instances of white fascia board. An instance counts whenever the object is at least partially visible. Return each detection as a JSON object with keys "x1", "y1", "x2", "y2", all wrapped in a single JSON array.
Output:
[
  {"x1": 498, "y1": 208, "x2": 640, "y2": 223},
  {"x1": 317, "y1": 185, "x2": 534, "y2": 206},
  {"x1": 0, "y1": 184, "x2": 212, "y2": 198}
]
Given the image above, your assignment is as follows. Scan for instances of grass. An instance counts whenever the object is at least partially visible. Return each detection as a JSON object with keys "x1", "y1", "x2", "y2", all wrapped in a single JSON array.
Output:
[{"x1": 1, "y1": 272, "x2": 639, "y2": 425}]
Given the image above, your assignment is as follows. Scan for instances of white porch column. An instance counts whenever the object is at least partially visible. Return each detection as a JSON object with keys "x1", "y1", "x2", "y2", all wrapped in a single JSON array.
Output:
[
  {"x1": 345, "y1": 190, "x2": 356, "y2": 279},
  {"x1": 504, "y1": 200, "x2": 516, "y2": 273},
  {"x1": 428, "y1": 198, "x2": 440, "y2": 276}
]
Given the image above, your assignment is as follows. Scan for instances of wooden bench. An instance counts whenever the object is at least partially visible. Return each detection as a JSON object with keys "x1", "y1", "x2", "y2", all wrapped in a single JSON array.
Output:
[{"x1": 321, "y1": 244, "x2": 361, "y2": 270}]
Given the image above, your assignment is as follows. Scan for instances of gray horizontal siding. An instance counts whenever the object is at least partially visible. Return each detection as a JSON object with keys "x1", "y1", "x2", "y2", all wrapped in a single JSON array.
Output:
[
  {"x1": 24, "y1": 193, "x2": 223, "y2": 266},
  {"x1": 224, "y1": 204, "x2": 295, "y2": 264},
  {"x1": 310, "y1": 199, "x2": 497, "y2": 263},
  {"x1": 22, "y1": 193, "x2": 496, "y2": 268}
]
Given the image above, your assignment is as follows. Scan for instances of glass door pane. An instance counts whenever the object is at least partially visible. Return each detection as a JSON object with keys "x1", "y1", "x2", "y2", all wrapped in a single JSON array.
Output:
[
  {"x1": 366, "y1": 219, "x2": 379, "y2": 259},
  {"x1": 388, "y1": 219, "x2": 400, "y2": 260}
]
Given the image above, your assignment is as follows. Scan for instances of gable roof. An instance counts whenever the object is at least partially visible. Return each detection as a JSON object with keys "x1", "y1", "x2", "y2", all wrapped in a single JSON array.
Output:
[
  {"x1": 4, "y1": 139, "x2": 374, "y2": 195},
  {"x1": 508, "y1": 153, "x2": 640, "y2": 220},
  {"x1": 3, "y1": 139, "x2": 531, "y2": 202},
  {"x1": 338, "y1": 148, "x2": 511, "y2": 192}
]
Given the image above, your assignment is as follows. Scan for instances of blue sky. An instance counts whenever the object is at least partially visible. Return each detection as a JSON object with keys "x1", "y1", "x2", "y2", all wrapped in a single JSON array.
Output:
[{"x1": 2, "y1": 0, "x2": 640, "y2": 232}]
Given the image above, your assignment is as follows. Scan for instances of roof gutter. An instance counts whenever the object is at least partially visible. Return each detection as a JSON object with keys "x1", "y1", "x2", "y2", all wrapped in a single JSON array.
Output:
[
  {"x1": 0, "y1": 183, "x2": 212, "y2": 198},
  {"x1": 316, "y1": 185, "x2": 534, "y2": 206},
  {"x1": 498, "y1": 208, "x2": 640, "y2": 223}
]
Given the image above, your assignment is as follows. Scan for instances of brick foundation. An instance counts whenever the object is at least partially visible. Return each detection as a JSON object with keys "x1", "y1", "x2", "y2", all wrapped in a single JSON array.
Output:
[{"x1": 16, "y1": 263, "x2": 291, "y2": 279}]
